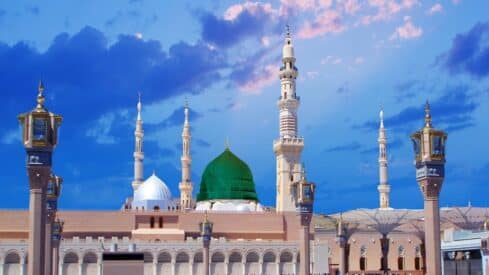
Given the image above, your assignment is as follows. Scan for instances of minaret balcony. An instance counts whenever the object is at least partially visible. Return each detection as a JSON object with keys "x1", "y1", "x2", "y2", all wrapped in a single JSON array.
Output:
[{"x1": 273, "y1": 137, "x2": 305, "y2": 153}]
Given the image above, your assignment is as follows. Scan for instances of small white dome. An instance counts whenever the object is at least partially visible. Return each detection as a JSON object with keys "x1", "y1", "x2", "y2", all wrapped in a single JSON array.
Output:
[{"x1": 132, "y1": 173, "x2": 172, "y2": 210}]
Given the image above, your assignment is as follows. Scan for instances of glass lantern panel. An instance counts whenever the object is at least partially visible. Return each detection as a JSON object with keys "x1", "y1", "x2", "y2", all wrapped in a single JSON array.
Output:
[
  {"x1": 33, "y1": 118, "x2": 47, "y2": 141},
  {"x1": 412, "y1": 137, "x2": 421, "y2": 157},
  {"x1": 432, "y1": 135, "x2": 443, "y2": 155}
]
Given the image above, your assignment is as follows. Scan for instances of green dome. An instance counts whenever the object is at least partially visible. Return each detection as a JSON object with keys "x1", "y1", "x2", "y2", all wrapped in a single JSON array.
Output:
[{"x1": 197, "y1": 148, "x2": 258, "y2": 202}]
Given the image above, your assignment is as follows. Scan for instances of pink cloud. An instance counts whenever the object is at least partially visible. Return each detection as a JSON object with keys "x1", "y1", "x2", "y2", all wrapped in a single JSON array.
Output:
[
  {"x1": 359, "y1": 0, "x2": 419, "y2": 25},
  {"x1": 224, "y1": 2, "x2": 275, "y2": 21},
  {"x1": 342, "y1": 0, "x2": 361, "y2": 14},
  {"x1": 390, "y1": 16, "x2": 423, "y2": 40},
  {"x1": 428, "y1": 3, "x2": 443, "y2": 15},
  {"x1": 237, "y1": 64, "x2": 279, "y2": 94},
  {"x1": 298, "y1": 10, "x2": 345, "y2": 39}
]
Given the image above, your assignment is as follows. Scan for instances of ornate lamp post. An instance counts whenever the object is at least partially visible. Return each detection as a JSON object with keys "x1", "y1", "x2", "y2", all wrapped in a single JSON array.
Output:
[
  {"x1": 18, "y1": 81, "x2": 63, "y2": 275},
  {"x1": 52, "y1": 218, "x2": 64, "y2": 275},
  {"x1": 200, "y1": 212, "x2": 213, "y2": 275},
  {"x1": 410, "y1": 101, "x2": 447, "y2": 275},
  {"x1": 46, "y1": 174, "x2": 62, "y2": 275},
  {"x1": 296, "y1": 177, "x2": 315, "y2": 275}
]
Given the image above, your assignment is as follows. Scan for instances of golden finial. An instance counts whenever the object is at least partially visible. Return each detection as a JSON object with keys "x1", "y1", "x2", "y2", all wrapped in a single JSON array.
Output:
[
  {"x1": 424, "y1": 100, "x2": 432, "y2": 128},
  {"x1": 36, "y1": 80, "x2": 45, "y2": 109},
  {"x1": 225, "y1": 137, "x2": 229, "y2": 149},
  {"x1": 184, "y1": 96, "x2": 189, "y2": 109},
  {"x1": 286, "y1": 24, "x2": 291, "y2": 38}
]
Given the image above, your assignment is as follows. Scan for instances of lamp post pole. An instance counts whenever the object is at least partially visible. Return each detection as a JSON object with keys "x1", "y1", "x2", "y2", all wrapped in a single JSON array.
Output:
[
  {"x1": 18, "y1": 81, "x2": 62, "y2": 275},
  {"x1": 411, "y1": 102, "x2": 447, "y2": 275},
  {"x1": 46, "y1": 175, "x2": 62, "y2": 275},
  {"x1": 296, "y1": 177, "x2": 315, "y2": 275},
  {"x1": 336, "y1": 214, "x2": 347, "y2": 275},
  {"x1": 52, "y1": 219, "x2": 63, "y2": 275},
  {"x1": 200, "y1": 212, "x2": 213, "y2": 275}
]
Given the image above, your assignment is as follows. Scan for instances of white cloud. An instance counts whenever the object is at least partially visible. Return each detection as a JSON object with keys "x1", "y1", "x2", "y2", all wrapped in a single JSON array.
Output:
[
  {"x1": 237, "y1": 64, "x2": 279, "y2": 94},
  {"x1": 261, "y1": 36, "x2": 270, "y2": 47},
  {"x1": 306, "y1": 71, "x2": 319, "y2": 79},
  {"x1": 134, "y1": 32, "x2": 143, "y2": 39},
  {"x1": 390, "y1": 16, "x2": 423, "y2": 40},
  {"x1": 354, "y1": 56, "x2": 364, "y2": 64},
  {"x1": 321, "y1": 55, "x2": 343, "y2": 65},
  {"x1": 340, "y1": 0, "x2": 360, "y2": 14},
  {"x1": 428, "y1": 3, "x2": 443, "y2": 15},
  {"x1": 85, "y1": 112, "x2": 125, "y2": 144},
  {"x1": 1, "y1": 127, "x2": 21, "y2": 145}
]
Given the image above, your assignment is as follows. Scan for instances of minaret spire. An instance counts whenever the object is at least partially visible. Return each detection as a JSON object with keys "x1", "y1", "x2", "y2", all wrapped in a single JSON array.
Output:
[
  {"x1": 132, "y1": 93, "x2": 144, "y2": 191},
  {"x1": 179, "y1": 99, "x2": 193, "y2": 210},
  {"x1": 377, "y1": 106, "x2": 390, "y2": 209},
  {"x1": 274, "y1": 26, "x2": 304, "y2": 212}
]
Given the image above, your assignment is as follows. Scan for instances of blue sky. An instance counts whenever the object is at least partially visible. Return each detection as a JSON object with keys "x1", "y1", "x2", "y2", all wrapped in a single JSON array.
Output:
[{"x1": 0, "y1": 0, "x2": 488, "y2": 214}]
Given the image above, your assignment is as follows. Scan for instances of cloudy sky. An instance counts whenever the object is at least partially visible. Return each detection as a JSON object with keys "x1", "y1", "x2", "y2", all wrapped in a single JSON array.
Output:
[{"x1": 0, "y1": 0, "x2": 488, "y2": 213}]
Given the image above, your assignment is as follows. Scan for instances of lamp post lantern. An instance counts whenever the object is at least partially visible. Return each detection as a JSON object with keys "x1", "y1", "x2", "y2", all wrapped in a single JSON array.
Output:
[
  {"x1": 18, "y1": 81, "x2": 62, "y2": 275},
  {"x1": 410, "y1": 101, "x2": 447, "y2": 275},
  {"x1": 296, "y1": 177, "x2": 315, "y2": 275},
  {"x1": 200, "y1": 212, "x2": 213, "y2": 275}
]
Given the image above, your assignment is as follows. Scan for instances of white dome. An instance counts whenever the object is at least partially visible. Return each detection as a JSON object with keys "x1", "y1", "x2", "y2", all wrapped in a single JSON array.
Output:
[{"x1": 132, "y1": 173, "x2": 172, "y2": 210}]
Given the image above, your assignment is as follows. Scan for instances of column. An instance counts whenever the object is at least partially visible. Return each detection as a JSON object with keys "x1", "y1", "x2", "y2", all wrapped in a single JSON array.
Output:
[
  {"x1": 171, "y1": 259, "x2": 176, "y2": 275},
  {"x1": 20, "y1": 257, "x2": 25, "y2": 275},
  {"x1": 78, "y1": 258, "x2": 83, "y2": 275},
  {"x1": 222, "y1": 260, "x2": 228, "y2": 275},
  {"x1": 300, "y1": 223, "x2": 311, "y2": 275},
  {"x1": 203, "y1": 247, "x2": 209, "y2": 275},
  {"x1": 241, "y1": 260, "x2": 246, "y2": 275},
  {"x1": 28, "y1": 185, "x2": 47, "y2": 275},
  {"x1": 338, "y1": 244, "x2": 347, "y2": 275},
  {"x1": 58, "y1": 256, "x2": 64, "y2": 275},
  {"x1": 97, "y1": 258, "x2": 102, "y2": 275},
  {"x1": 425, "y1": 198, "x2": 441, "y2": 275},
  {"x1": 259, "y1": 260, "x2": 263, "y2": 275},
  {"x1": 45, "y1": 220, "x2": 53, "y2": 275},
  {"x1": 153, "y1": 257, "x2": 158, "y2": 275},
  {"x1": 275, "y1": 261, "x2": 280, "y2": 275},
  {"x1": 0, "y1": 263, "x2": 3, "y2": 275},
  {"x1": 52, "y1": 244, "x2": 59, "y2": 275},
  {"x1": 189, "y1": 259, "x2": 193, "y2": 275}
]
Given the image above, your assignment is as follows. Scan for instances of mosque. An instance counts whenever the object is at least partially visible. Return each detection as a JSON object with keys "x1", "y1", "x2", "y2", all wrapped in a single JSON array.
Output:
[{"x1": 0, "y1": 31, "x2": 489, "y2": 275}]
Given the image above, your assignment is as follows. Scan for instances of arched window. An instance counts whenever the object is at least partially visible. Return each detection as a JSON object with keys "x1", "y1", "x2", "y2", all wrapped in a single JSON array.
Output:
[
  {"x1": 229, "y1": 252, "x2": 242, "y2": 263},
  {"x1": 398, "y1": 245, "x2": 405, "y2": 270},
  {"x1": 360, "y1": 245, "x2": 367, "y2": 271},
  {"x1": 150, "y1": 217, "x2": 155, "y2": 228},
  {"x1": 154, "y1": 206, "x2": 160, "y2": 211},
  {"x1": 159, "y1": 217, "x2": 163, "y2": 228},
  {"x1": 359, "y1": 257, "x2": 366, "y2": 271},
  {"x1": 414, "y1": 257, "x2": 421, "y2": 270}
]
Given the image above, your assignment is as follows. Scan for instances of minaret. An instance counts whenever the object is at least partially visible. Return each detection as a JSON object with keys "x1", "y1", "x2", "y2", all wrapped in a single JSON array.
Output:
[
  {"x1": 377, "y1": 107, "x2": 391, "y2": 209},
  {"x1": 274, "y1": 26, "x2": 304, "y2": 212},
  {"x1": 179, "y1": 100, "x2": 193, "y2": 210},
  {"x1": 132, "y1": 93, "x2": 144, "y2": 191}
]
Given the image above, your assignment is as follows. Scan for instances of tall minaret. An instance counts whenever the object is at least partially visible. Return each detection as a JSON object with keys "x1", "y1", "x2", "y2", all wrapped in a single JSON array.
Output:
[
  {"x1": 377, "y1": 107, "x2": 391, "y2": 209},
  {"x1": 274, "y1": 26, "x2": 304, "y2": 212},
  {"x1": 179, "y1": 100, "x2": 193, "y2": 210},
  {"x1": 132, "y1": 94, "x2": 144, "y2": 191}
]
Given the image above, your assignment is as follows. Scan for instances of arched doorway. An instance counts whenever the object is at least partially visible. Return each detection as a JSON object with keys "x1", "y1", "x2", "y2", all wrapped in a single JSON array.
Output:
[
  {"x1": 157, "y1": 251, "x2": 172, "y2": 275},
  {"x1": 211, "y1": 252, "x2": 225, "y2": 275},
  {"x1": 263, "y1": 251, "x2": 277, "y2": 274},
  {"x1": 4, "y1": 252, "x2": 21, "y2": 275},
  {"x1": 63, "y1": 252, "x2": 79, "y2": 275},
  {"x1": 175, "y1": 252, "x2": 190, "y2": 275},
  {"x1": 228, "y1": 251, "x2": 243, "y2": 275},
  {"x1": 245, "y1": 251, "x2": 260, "y2": 274},
  {"x1": 279, "y1": 251, "x2": 294, "y2": 274}
]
